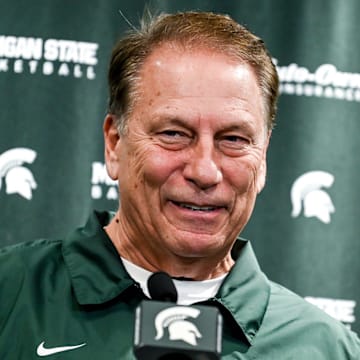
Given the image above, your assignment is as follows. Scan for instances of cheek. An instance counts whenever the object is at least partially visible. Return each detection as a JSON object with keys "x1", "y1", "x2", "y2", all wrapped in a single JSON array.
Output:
[
  {"x1": 135, "y1": 148, "x2": 182, "y2": 189},
  {"x1": 227, "y1": 162, "x2": 253, "y2": 191},
  {"x1": 227, "y1": 157, "x2": 264, "y2": 194},
  {"x1": 117, "y1": 143, "x2": 149, "y2": 192}
]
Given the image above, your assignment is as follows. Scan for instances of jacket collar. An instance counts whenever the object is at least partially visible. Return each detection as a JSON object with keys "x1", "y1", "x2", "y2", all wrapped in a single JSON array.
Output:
[
  {"x1": 216, "y1": 240, "x2": 270, "y2": 344},
  {"x1": 62, "y1": 211, "x2": 270, "y2": 344},
  {"x1": 62, "y1": 211, "x2": 135, "y2": 305}
]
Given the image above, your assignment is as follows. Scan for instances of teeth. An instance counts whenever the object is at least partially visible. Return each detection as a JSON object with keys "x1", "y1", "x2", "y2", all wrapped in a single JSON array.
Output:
[{"x1": 178, "y1": 203, "x2": 216, "y2": 211}]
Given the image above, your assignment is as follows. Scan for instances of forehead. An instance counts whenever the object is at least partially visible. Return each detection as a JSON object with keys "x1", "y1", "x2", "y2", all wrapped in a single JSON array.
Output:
[
  {"x1": 130, "y1": 44, "x2": 266, "y2": 132},
  {"x1": 142, "y1": 44, "x2": 257, "y2": 90}
]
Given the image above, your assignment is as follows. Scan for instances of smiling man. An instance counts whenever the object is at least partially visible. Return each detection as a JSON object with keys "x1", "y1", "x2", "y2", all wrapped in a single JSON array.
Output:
[
  {"x1": 0, "y1": 11, "x2": 359, "y2": 359},
  {"x1": 103, "y1": 45, "x2": 269, "y2": 280}
]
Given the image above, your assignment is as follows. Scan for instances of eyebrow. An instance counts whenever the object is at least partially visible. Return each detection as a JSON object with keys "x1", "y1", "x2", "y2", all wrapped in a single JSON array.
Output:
[
  {"x1": 151, "y1": 113, "x2": 259, "y2": 136},
  {"x1": 150, "y1": 115, "x2": 193, "y2": 130},
  {"x1": 150, "y1": 109, "x2": 266, "y2": 136}
]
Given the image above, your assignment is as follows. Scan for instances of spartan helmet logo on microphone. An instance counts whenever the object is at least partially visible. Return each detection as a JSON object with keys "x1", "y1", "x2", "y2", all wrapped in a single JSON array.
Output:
[
  {"x1": 154, "y1": 306, "x2": 202, "y2": 346},
  {"x1": 290, "y1": 171, "x2": 335, "y2": 224}
]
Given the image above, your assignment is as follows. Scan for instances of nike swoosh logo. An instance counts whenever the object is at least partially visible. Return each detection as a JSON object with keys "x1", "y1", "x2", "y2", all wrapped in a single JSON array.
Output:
[{"x1": 36, "y1": 341, "x2": 86, "y2": 356}]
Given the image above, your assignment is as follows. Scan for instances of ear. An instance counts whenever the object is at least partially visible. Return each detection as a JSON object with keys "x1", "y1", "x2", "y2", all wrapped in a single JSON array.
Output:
[
  {"x1": 256, "y1": 130, "x2": 272, "y2": 194},
  {"x1": 103, "y1": 114, "x2": 121, "y2": 180}
]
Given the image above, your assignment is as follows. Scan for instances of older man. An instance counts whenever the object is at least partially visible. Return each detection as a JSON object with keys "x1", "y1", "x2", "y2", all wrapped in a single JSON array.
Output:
[{"x1": 0, "y1": 11, "x2": 359, "y2": 359}]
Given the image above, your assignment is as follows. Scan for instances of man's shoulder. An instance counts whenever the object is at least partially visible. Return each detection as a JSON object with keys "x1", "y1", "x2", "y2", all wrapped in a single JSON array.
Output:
[
  {"x1": 268, "y1": 280, "x2": 345, "y2": 327},
  {"x1": 0, "y1": 237, "x2": 64, "y2": 289},
  {"x1": 0, "y1": 237, "x2": 67, "y2": 328},
  {"x1": 266, "y1": 281, "x2": 360, "y2": 353},
  {"x1": 0, "y1": 237, "x2": 63, "y2": 265}
]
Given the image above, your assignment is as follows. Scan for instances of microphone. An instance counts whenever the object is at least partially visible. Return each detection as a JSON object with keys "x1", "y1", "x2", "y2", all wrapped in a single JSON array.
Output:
[
  {"x1": 133, "y1": 272, "x2": 223, "y2": 360},
  {"x1": 148, "y1": 271, "x2": 178, "y2": 303}
]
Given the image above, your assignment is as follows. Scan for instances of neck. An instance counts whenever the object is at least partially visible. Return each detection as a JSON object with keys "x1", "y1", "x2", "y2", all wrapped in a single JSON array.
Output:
[{"x1": 104, "y1": 213, "x2": 234, "y2": 280}]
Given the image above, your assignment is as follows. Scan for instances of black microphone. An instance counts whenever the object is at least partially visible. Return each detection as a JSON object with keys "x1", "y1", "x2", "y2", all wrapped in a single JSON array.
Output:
[
  {"x1": 148, "y1": 272, "x2": 178, "y2": 303},
  {"x1": 133, "y1": 272, "x2": 223, "y2": 360}
]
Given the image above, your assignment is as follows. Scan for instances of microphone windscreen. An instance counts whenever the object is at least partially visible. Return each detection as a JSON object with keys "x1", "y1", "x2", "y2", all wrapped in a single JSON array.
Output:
[{"x1": 148, "y1": 272, "x2": 178, "y2": 303}]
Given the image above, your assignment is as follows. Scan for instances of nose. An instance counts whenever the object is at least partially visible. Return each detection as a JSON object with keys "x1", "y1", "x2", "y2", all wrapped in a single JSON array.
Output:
[{"x1": 183, "y1": 139, "x2": 223, "y2": 189}]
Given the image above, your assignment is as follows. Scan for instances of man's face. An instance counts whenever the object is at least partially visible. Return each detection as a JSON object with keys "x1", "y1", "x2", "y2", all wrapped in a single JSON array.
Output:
[{"x1": 105, "y1": 45, "x2": 270, "y2": 262}]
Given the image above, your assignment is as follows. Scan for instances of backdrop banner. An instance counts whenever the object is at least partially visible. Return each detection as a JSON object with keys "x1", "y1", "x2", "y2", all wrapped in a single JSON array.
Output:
[{"x1": 0, "y1": 0, "x2": 359, "y2": 334}]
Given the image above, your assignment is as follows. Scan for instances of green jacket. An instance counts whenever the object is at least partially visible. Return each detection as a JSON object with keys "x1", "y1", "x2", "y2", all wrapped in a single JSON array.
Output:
[{"x1": 1, "y1": 211, "x2": 359, "y2": 359}]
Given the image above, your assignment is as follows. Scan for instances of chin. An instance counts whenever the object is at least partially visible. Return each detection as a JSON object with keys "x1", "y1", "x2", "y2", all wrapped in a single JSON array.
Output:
[{"x1": 171, "y1": 232, "x2": 225, "y2": 258}]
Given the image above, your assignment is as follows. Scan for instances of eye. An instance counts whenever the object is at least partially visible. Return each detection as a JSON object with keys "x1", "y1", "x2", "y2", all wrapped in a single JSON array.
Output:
[
  {"x1": 222, "y1": 134, "x2": 249, "y2": 145},
  {"x1": 224, "y1": 135, "x2": 245, "y2": 143},
  {"x1": 161, "y1": 130, "x2": 185, "y2": 138},
  {"x1": 156, "y1": 129, "x2": 192, "y2": 149},
  {"x1": 218, "y1": 134, "x2": 251, "y2": 155}
]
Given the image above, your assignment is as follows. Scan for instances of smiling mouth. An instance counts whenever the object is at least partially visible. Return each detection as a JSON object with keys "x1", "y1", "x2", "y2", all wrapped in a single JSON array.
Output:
[{"x1": 172, "y1": 201, "x2": 223, "y2": 212}]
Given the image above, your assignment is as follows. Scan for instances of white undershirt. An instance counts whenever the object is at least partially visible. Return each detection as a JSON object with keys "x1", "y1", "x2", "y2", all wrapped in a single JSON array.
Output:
[{"x1": 121, "y1": 257, "x2": 226, "y2": 305}]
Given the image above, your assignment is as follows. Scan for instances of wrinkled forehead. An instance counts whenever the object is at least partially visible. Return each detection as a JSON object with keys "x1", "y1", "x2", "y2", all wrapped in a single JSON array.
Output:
[{"x1": 133, "y1": 43, "x2": 268, "y2": 130}]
